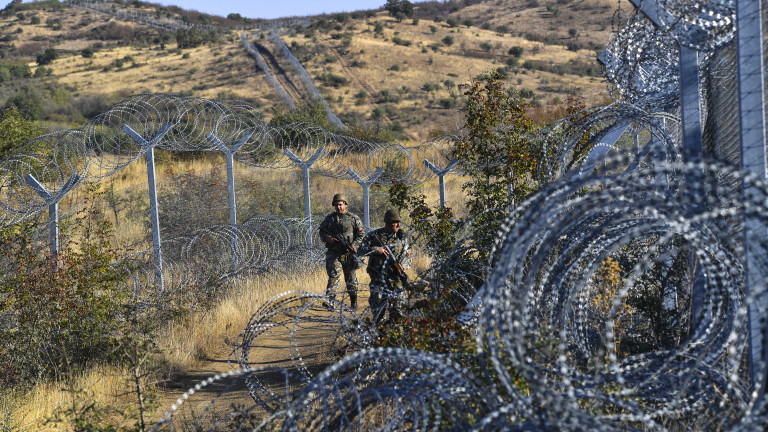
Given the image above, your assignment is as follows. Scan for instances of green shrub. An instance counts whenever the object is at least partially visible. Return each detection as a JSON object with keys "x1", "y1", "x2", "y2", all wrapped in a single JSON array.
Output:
[
  {"x1": 421, "y1": 82, "x2": 440, "y2": 92},
  {"x1": 4, "y1": 86, "x2": 42, "y2": 120},
  {"x1": 567, "y1": 41, "x2": 583, "y2": 51},
  {"x1": 81, "y1": 46, "x2": 95, "y2": 58},
  {"x1": 0, "y1": 105, "x2": 45, "y2": 158},
  {"x1": 508, "y1": 45, "x2": 524, "y2": 57},
  {"x1": 35, "y1": 47, "x2": 57, "y2": 65},
  {"x1": 317, "y1": 72, "x2": 350, "y2": 88},
  {"x1": 441, "y1": 35, "x2": 454, "y2": 46},
  {"x1": 0, "y1": 207, "x2": 130, "y2": 388},
  {"x1": 392, "y1": 36, "x2": 412, "y2": 46}
]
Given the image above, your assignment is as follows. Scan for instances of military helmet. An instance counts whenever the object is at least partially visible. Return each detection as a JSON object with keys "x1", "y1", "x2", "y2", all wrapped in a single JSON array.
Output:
[
  {"x1": 384, "y1": 209, "x2": 401, "y2": 223},
  {"x1": 332, "y1": 193, "x2": 348, "y2": 205}
]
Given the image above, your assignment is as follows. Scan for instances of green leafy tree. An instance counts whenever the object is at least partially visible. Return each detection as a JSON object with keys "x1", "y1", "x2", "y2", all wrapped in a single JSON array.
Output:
[
  {"x1": 384, "y1": 0, "x2": 414, "y2": 22},
  {"x1": 455, "y1": 71, "x2": 538, "y2": 257},
  {"x1": 0, "y1": 105, "x2": 44, "y2": 158}
]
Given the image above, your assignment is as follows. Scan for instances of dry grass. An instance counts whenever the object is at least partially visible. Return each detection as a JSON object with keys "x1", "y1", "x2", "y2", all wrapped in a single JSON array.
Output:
[
  {"x1": 8, "y1": 147, "x2": 458, "y2": 429},
  {"x1": 10, "y1": 366, "x2": 137, "y2": 431},
  {"x1": 2, "y1": 0, "x2": 616, "y2": 143}
]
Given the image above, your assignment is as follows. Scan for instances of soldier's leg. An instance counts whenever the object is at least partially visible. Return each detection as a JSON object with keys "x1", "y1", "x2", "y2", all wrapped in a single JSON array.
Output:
[
  {"x1": 386, "y1": 279, "x2": 404, "y2": 322},
  {"x1": 325, "y1": 253, "x2": 342, "y2": 301},
  {"x1": 368, "y1": 283, "x2": 386, "y2": 324},
  {"x1": 341, "y1": 257, "x2": 358, "y2": 308}
]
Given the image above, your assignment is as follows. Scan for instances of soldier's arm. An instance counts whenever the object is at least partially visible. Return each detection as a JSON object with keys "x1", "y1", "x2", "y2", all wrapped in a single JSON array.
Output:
[
  {"x1": 351, "y1": 215, "x2": 365, "y2": 249},
  {"x1": 318, "y1": 216, "x2": 335, "y2": 244}
]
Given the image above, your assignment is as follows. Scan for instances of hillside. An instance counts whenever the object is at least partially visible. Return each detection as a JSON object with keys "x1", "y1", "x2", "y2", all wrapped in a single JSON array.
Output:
[{"x1": 0, "y1": 0, "x2": 619, "y2": 142}]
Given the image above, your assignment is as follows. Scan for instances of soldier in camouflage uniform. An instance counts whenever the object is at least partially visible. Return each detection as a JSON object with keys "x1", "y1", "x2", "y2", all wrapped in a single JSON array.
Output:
[
  {"x1": 358, "y1": 209, "x2": 410, "y2": 324},
  {"x1": 319, "y1": 193, "x2": 364, "y2": 308}
]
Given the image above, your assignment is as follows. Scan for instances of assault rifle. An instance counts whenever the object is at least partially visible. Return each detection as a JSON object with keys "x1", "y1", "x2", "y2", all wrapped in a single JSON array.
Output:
[
  {"x1": 373, "y1": 232, "x2": 410, "y2": 290},
  {"x1": 320, "y1": 226, "x2": 361, "y2": 269}
]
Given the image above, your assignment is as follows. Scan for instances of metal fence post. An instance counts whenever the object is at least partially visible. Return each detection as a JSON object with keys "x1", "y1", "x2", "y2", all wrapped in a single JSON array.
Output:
[
  {"x1": 347, "y1": 167, "x2": 384, "y2": 231},
  {"x1": 123, "y1": 123, "x2": 173, "y2": 291},
  {"x1": 207, "y1": 131, "x2": 252, "y2": 265},
  {"x1": 207, "y1": 132, "x2": 252, "y2": 227},
  {"x1": 424, "y1": 158, "x2": 458, "y2": 208},
  {"x1": 736, "y1": 0, "x2": 768, "y2": 396},
  {"x1": 284, "y1": 147, "x2": 325, "y2": 247},
  {"x1": 24, "y1": 173, "x2": 80, "y2": 259}
]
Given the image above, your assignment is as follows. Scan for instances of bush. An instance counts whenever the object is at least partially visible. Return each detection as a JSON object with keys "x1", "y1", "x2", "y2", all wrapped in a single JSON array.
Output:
[
  {"x1": 81, "y1": 46, "x2": 95, "y2": 58},
  {"x1": 35, "y1": 47, "x2": 57, "y2": 65},
  {"x1": 317, "y1": 72, "x2": 350, "y2": 88},
  {"x1": 421, "y1": 82, "x2": 440, "y2": 92},
  {"x1": 567, "y1": 41, "x2": 583, "y2": 51},
  {"x1": 90, "y1": 22, "x2": 134, "y2": 41},
  {"x1": 508, "y1": 45, "x2": 523, "y2": 57},
  {"x1": 175, "y1": 28, "x2": 219, "y2": 49},
  {"x1": 0, "y1": 106, "x2": 45, "y2": 158},
  {"x1": 392, "y1": 36, "x2": 412, "y2": 46},
  {"x1": 4, "y1": 86, "x2": 42, "y2": 120},
  {"x1": 441, "y1": 35, "x2": 454, "y2": 46},
  {"x1": 33, "y1": 65, "x2": 51, "y2": 77},
  {"x1": 0, "y1": 208, "x2": 130, "y2": 388}
]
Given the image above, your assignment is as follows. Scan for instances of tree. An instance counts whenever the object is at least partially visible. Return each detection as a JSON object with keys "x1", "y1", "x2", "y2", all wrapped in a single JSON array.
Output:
[
  {"x1": 384, "y1": 0, "x2": 414, "y2": 22},
  {"x1": 0, "y1": 105, "x2": 44, "y2": 158},
  {"x1": 454, "y1": 71, "x2": 539, "y2": 258}
]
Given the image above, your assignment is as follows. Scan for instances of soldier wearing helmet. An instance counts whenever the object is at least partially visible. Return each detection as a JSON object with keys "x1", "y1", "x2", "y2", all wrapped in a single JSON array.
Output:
[
  {"x1": 358, "y1": 209, "x2": 410, "y2": 324},
  {"x1": 319, "y1": 193, "x2": 364, "y2": 309}
]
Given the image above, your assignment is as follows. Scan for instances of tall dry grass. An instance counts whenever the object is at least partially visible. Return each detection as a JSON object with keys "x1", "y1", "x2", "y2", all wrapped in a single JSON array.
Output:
[
  {"x1": 9, "y1": 141, "x2": 463, "y2": 430},
  {"x1": 10, "y1": 250, "x2": 432, "y2": 430}
]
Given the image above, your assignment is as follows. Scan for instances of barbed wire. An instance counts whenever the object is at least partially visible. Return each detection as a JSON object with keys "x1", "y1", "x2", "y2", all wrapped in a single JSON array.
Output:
[
  {"x1": 148, "y1": 0, "x2": 768, "y2": 429},
  {"x1": 603, "y1": 13, "x2": 682, "y2": 110},
  {"x1": 656, "y1": 0, "x2": 735, "y2": 50},
  {"x1": 150, "y1": 155, "x2": 768, "y2": 431},
  {"x1": 0, "y1": 94, "x2": 450, "y2": 228}
]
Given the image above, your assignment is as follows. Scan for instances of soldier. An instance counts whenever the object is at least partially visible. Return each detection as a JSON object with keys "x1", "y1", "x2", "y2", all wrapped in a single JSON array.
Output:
[
  {"x1": 319, "y1": 193, "x2": 364, "y2": 309},
  {"x1": 358, "y1": 209, "x2": 410, "y2": 324}
]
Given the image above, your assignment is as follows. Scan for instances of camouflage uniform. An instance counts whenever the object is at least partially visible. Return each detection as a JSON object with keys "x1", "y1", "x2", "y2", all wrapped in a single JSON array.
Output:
[
  {"x1": 358, "y1": 228, "x2": 410, "y2": 324},
  {"x1": 319, "y1": 211, "x2": 364, "y2": 306}
]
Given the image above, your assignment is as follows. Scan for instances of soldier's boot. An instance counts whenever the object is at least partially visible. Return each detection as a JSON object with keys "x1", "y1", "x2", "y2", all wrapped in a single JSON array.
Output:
[{"x1": 322, "y1": 290, "x2": 336, "y2": 310}]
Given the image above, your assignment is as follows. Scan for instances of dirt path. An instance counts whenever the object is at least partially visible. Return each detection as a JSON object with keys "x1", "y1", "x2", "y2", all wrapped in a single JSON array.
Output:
[{"x1": 153, "y1": 299, "x2": 365, "y2": 428}]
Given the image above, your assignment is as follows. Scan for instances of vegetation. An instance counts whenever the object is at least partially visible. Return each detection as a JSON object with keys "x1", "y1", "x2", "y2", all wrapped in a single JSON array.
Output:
[
  {"x1": 0, "y1": 196, "x2": 131, "y2": 388},
  {"x1": 385, "y1": 0, "x2": 414, "y2": 22},
  {"x1": 0, "y1": 105, "x2": 44, "y2": 157},
  {"x1": 0, "y1": 0, "x2": 620, "y2": 428}
]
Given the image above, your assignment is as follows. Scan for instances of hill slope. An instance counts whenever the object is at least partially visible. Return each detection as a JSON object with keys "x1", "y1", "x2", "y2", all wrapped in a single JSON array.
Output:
[{"x1": 0, "y1": 0, "x2": 619, "y2": 142}]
